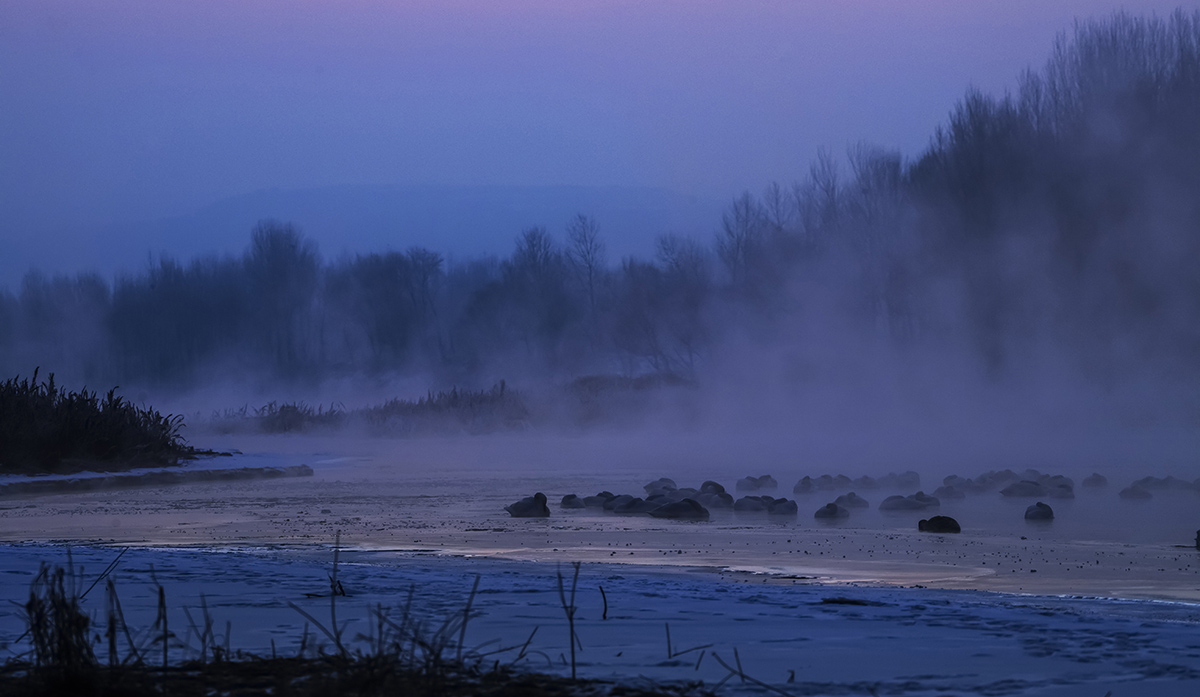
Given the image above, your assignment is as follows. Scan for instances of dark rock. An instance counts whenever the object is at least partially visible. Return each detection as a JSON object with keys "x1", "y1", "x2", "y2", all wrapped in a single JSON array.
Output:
[
  {"x1": 737, "y1": 475, "x2": 779, "y2": 491},
  {"x1": 560, "y1": 494, "x2": 585, "y2": 509},
  {"x1": 912, "y1": 491, "x2": 940, "y2": 508},
  {"x1": 733, "y1": 496, "x2": 767, "y2": 512},
  {"x1": 505, "y1": 492, "x2": 550, "y2": 518},
  {"x1": 814, "y1": 503, "x2": 850, "y2": 519},
  {"x1": 1118, "y1": 485, "x2": 1152, "y2": 500},
  {"x1": 614, "y1": 497, "x2": 660, "y2": 514},
  {"x1": 833, "y1": 474, "x2": 854, "y2": 489},
  {"x1": 853, "y1": 475, "x2": 879, "y2": 490},
  {"x1": 697, "y1": 491, "x2": 733, "y2": 509},
  {"x1": 700, "y1": 480, "x2": 726, "y2": 495},
  {"x1": 767, "y1": 498, "x2": 798, "y2": 516},
  {"x1": 604, "y1": 494, "x2": 636, "y2": 511},
  {"x1": 878, "y1": 494, "x2": 925, "y2": 511},
  {"x1": 918, "y1": 516, "x2": 961, "y2": 533},
  {"x1": 815, "y1": 474, "x2": 836, "y2": 490},
  {"x1": 649, "y1": 498, "x2": 709, "y2": 521},
  {"x1": 1024, "y1": 501, "x2": 1054, "y2": 521},
  {"x1": 643, "y1": 477, "x2": 677, "y2": 495},
  {"x1": 582, "y1": 491, "x2": 615, "y2": 508},
  {"x1": 1000, "y1": 480, "x2": 1047, "y2": 498},
  {"x1": 834, "y1": 492, "x2": 870, "y2": 508},
  {"x1": 793, "y1": 476, "x2": 815, "y2": 494},
  {"x1": 943, "y1": 475, "x2": 969, "y2": 488}
]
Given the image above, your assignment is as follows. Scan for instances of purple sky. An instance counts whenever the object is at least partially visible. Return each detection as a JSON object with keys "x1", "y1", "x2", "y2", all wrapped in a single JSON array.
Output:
[{"x1": 0, "y1": 0, "x2": 1192, "y2": 279}]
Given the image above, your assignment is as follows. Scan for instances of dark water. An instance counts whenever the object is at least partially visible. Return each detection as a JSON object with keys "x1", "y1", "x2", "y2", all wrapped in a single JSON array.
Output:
[{"x1": 2, "y1": 543, "x2": 1200, "y2": 696}]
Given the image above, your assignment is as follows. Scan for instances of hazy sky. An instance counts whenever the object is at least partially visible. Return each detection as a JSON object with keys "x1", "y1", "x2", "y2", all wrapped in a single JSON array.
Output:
[{"x1": 1, "y1": 0, "x2": 1193, "y2": 278}]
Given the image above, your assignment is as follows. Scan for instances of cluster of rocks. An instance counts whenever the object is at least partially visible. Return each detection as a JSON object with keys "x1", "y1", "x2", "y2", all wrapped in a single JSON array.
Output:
[
  {"x1": 793, "y1": 471, "x2": 920, "y2": 494},
  {"x1": 507, "y1": 476, "x2": 810, "y2": 522},
  {"x1": 505, "y1": 469, "x2": 1195, "y2": 536},
  {"x1": 1118, "y1": 475, "x2": 1200, "y2": 501},
  {"x1": 737, "y1": 475, "x2": 779, "y2": 491}
]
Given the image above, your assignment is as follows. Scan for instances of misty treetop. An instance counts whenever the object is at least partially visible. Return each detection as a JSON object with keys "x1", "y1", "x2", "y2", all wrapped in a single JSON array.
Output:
[{"x1": 1, "y1": 11, "x2": 1198, "y2": 389}]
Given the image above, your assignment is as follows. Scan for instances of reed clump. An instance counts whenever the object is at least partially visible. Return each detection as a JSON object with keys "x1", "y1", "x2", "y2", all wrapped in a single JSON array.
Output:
[
  {"x1": 209, "y1": 382, "x2": 531, "y2": 435},
  {"x1": 1, "y1": 561, "x2": 710, "y2": 697},
  {"x1": 0, "y1": 369, "x2": 196, "y2": 475},
  {"x1": 359, "y1": 381, "x2": 530, "y2": 434}
]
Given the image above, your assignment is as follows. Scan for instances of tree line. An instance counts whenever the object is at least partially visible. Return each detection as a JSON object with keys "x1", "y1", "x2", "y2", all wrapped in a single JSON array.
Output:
[{"x1": 2, "y1": 11, "x2": 1197, "y2": 390}]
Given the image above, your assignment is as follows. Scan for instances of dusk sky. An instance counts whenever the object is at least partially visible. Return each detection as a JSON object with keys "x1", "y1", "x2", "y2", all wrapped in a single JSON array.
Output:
[{"x1": 1, "y1": 1, "x2": 1193, "y2": 282}]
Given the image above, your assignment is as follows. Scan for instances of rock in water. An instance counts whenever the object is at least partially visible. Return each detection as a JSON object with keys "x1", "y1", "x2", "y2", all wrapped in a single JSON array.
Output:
[
  {"x1": 733, "y1": 496, "x2": 767, "y2": 512},
  {"x1": 649, "y1": 498, "x2": 710, "y2": 521},
  {"x1": 560, "y1": 494, "x2": 585, "y2": 509},
  {"x1": 879, "y1": 494, "x2": 924, "y2": 511},
  {"x1": 918, "y1": 516, "x2": 961, "y2": 533},
  {"x1": 814, "y1": 503, "x2": 850, "y2": 519},
  {"x1": 766, "y1": 498, "x2": 798, "y2": 516},
  {"x1": 834, "y1": 492, "x2": 870, "y2": 508},
  {"x1": 505, "y1": 492, "x2": 550, "y2": 518},
  {"x1": 1118, "y1": 485, "x2": 1152, "y2": 500},
  {"x1": 1001, "y1": 480, "x2": 1047, "y2": 498},
  {"x1": 1024, "y1": 501, "x2": 1054, "y2": 521},
  {"x1": 737, "y1": 475, "x2": 778, "y2": 491}
]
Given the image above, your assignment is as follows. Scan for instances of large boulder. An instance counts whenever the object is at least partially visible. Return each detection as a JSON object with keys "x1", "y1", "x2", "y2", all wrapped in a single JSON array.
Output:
[
  {"x1": 733, "y1": 496, "x2": 768, "y2": 512},
  {"x1": 696, "y1": 491, "x2": 734, "y2": 509},
  {"x1": 878, "y1": 494, "x2": 925, "y2": 511},
  {"x1": 583, "y1": 491, "x2": 616, "y2": 508},
  {"x1": 933, "y1": 485, "x2": 965, "y2": 500},
  {"x1": 766, "y1": 498, "x2": 799, "y2": 516},
  {"x1": 614, "y1": 496, "x2": 662, "y2": 514},
  {"x1": 878, "y1": 471, "x2": 921, "y2": 489},
  {"x1": 1000, "y1": 480, "x2": 1047, "y2": 498},
  {"x1": 793, "y1": 476, "x2": 815, "y2": 494},
  {"x1": 918, "y1": 516, "x2": 961, "y2": 533},
  {"x1": 1119, "y1": 485, "x2": 1152, "y2": 500},
  {"x1": 814, "y1": 503, "x2": 850, "y2": 519},
  {"x1": 912, "y1": 491, "x2": 940, "y2": 508},
  {"x1": 834, "y1": 492, "x2": 870, "y2": 508},
  {"x1": 853, "y1": 475, "x2": 879, "y2": 490},
  {"x1": 737, "y1": 475, "x2": 778, "y2": 491},
  {"x1": 1024, "y1": 501, "x2": 1054, "y2": 521},
  {"x1": 700, "y1": 480, "x2": 726, "y2": 495},
  {"x1": 943, "y1": 475, "x2": 970, "y2": 488},
  {"x1": 643, "y1": 478, "x2": 678, "y2": 495},
  {"x1": 505, "y1": 492, "x2": 550, "y2": 518},
  {"x1": 649, "y1": 498, "x2": 709, "y2": 521},
  {"x1": 560, "y1": 494, "x2": 586, "y2": 509},
  {"x1": 604, "y1": 494, "x2": 636, "y2": 511}
]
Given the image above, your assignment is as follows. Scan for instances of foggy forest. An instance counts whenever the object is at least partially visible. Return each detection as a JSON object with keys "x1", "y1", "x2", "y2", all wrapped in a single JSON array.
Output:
[{"x1": 2, "y1": 12, "x2": 1198, "y2": 419}]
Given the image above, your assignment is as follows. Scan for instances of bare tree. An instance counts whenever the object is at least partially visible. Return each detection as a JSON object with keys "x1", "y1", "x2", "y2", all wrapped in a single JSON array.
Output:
[
  {"x1": 565, "y1": 214, "x2": 605, "y2": 318},
  {"x1": 716, "y1": 192, "x2": 765, "y2": 287}
]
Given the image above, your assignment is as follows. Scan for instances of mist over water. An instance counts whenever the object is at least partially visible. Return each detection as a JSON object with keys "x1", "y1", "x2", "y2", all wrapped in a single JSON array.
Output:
[{"x1": 2, "y1": 11, "x2": 1199, "y2": 487}]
